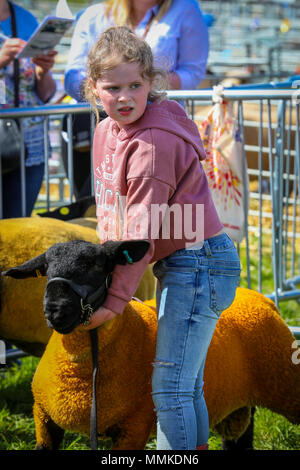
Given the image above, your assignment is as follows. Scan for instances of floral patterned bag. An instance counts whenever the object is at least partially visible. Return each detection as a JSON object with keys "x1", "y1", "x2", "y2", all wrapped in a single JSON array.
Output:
[{"x1": 198, "y1": 91, "x2": 249, "y2": 243}]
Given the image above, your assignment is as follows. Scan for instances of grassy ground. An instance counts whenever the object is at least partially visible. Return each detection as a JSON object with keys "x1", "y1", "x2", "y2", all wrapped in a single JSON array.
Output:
[{"x1": 0, "y1": 355, "x2": 299, "y2": 450}]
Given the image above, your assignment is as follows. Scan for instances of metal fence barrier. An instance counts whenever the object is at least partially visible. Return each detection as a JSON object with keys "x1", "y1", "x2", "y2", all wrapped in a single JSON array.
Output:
[
  {"x1": 0, "y1": 88, "x2": 299, "y2": 346},
  {"x1": 168, "y1": 89, "x2": 300, "y2": 319}
]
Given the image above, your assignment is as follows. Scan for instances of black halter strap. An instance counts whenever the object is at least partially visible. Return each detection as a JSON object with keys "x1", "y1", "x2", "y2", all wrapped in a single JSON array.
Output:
[
  {"x1": 46, "y1": 274, "x2": 112, "y2": 326},
  {"x1": 89, "y1": 328, "x2": 99, "y2": 450},
  {"x1": 8, "y1": 1, "x2": 20, "y2": 108},
  {"x1": 46, "y1": 274, "x2": 112, "y2": 450}
]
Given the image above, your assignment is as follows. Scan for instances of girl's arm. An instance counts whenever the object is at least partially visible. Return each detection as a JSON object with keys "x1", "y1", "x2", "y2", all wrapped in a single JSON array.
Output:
[{"x1": 100, "y1": 176, "x2": 173, "y2": 316}]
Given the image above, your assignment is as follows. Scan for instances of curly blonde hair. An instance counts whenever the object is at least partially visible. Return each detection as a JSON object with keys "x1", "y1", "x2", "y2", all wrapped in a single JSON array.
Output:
[{"x1": 84, "y1": 26, "x2": 168, "y2": 122}]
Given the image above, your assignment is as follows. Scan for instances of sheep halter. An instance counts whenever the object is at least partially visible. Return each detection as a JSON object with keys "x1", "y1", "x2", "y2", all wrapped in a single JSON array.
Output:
[
  {"x1": 46, "y1": 273, "x2": 112, "y2": 451},
  {"x1": 46, "y1": 274, "x2": 112, "y2": 326}
]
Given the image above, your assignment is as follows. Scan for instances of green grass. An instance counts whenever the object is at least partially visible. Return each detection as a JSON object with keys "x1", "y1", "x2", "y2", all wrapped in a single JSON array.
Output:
[
  {"x1": 0, "y1": 357, "x2": 37, "y2": 450},
  {"x1": 1, "y1": 335, "x2": 300, "y2": 450},
  {"x1": 1, "y1": 356, "x2": 299, "y2": 450},
  {"x1": 253, "y1": 408, "x2": 300, "y2": 451},
  {"x1": 238, "y1": 232, "x2": 300, "y2": 326}
]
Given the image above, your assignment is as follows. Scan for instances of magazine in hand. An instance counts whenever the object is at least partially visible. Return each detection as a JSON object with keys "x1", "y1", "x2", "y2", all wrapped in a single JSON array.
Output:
[{"x1": 17, "y1": 0, "x2": 74, "y2": 58}]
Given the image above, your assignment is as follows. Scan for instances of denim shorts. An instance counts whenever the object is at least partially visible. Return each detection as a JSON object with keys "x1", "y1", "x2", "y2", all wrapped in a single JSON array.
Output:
[{"x1": 151, "y1": 232, "x2": 241, "y2": 450}]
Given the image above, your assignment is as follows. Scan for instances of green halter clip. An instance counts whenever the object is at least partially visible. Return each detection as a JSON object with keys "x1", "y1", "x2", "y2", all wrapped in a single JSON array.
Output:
[{"x1": 123, "y1": 250, "x2": 133, "y2": 264}]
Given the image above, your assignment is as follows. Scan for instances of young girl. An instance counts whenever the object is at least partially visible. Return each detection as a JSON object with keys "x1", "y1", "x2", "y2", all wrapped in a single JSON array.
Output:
[{"x1": 84, "y1": 26, "x2": 241, "y2": 451}]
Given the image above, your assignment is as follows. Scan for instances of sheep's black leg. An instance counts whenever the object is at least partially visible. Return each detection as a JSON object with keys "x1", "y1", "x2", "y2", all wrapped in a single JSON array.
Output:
[
  {"x1": 35, "y1": 417, "x2": 65, "y2": 451},
  {"x1": 222, "y1": 407, "x2": 255, "y2": 451}
]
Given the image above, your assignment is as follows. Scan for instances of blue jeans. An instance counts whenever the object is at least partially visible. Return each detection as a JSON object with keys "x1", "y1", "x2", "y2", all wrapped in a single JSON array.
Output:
[
  {"x1": 2, "y1": 163, "x2": 45, "y2": 218},
  {"x1": 152, "y1": 233, "x2": 241, "y2": 450}
]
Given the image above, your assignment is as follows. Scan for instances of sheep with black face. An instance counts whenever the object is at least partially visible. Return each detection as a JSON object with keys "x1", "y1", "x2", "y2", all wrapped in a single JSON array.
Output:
[
  {"x1": 42, "y1": 240, "x2": 120, "y2": 334},
  {"x1": 0, "y1": 217, "x2": 156, "y2": 356},
  {"x1": 4, "y1": 238, "x2": 157, "y2": 450},
  {"x1": 3, "y1": 239, "x2": 300, "y2": 450},
  {"x1": 4, "y1": 239, "x2": 150, "y2": 335}
]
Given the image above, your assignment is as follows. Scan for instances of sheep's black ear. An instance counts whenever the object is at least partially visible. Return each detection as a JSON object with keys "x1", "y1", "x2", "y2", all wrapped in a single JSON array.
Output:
[
  {"x1": 2, "y1": 253, "x2": 47, "y2": 279},
  {"x1": 102, "y1": 240, "x2": 150, "y2": 266}
]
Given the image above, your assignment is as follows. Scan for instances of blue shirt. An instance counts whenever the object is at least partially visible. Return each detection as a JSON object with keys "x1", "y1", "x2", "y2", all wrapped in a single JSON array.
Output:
[
  {"x1": 0, "y1": 3, "x2": 38, "y2": 40},
  {"x1": 65, "y1": 0, "x2": 209, "y2": 101}
]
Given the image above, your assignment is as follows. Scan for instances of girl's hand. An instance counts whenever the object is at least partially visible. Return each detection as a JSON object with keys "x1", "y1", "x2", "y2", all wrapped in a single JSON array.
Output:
[
  {"x1": 0, "y1": 38, "x2": 26, "y2": 68},
  {"x1": 32, "y1": 50, "x2": 57, "y2": 79},
  {"x1": 83, "y1": 306, "x2": 117, "y2": 330}
]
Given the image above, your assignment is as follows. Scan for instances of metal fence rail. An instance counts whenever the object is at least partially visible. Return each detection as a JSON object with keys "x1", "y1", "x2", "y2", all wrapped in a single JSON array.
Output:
[
  {"x1": 173, "y1": 89, "x2": 300, "y2": 309},
  {"x1": 1, "y1": 88, "x2": 299, "y2": 334}
]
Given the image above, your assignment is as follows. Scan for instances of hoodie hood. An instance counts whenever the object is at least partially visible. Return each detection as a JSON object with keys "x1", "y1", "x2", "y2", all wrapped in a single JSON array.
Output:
[{"x1": 118, "y1": 99, "x2": 207, "y2": 161}]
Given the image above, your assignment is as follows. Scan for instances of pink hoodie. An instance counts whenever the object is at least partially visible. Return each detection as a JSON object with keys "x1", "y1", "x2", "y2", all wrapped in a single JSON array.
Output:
[{"x1": 93, "y1": 99, "x2": 223, "y2": 314}]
